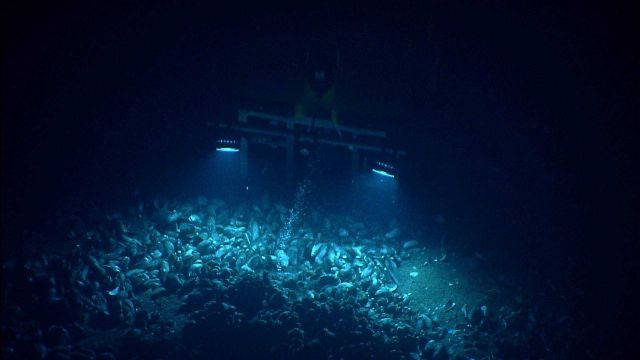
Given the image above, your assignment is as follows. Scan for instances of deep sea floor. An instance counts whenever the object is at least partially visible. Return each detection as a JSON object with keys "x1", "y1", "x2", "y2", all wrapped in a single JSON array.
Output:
[{"x1": 2, "y1": 196, "x2": 583, "y2": 359}]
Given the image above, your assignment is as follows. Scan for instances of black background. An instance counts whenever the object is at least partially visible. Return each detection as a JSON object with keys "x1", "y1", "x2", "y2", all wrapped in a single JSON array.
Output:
[{"x1": 2, "y1": 1, "x2": 638, "y2": 355}]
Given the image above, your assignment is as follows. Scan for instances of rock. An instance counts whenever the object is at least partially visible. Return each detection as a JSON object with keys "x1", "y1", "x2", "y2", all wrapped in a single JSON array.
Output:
[
  {"x1": 163, "y1": 273, "x2": 184, "y2": 292},
  {"x1": 416, "y1": 314, "x2": 433, "y2": 331},
  {"x1": 470, "y1": 307, "x2": 484, "y2": 326},
  {"x1": 275, "y1": 249, "x2": 289, "y2": 269},
  {"x1": 403, "y1": 240, "x2": 419, "y2": 250},
  {"x1": 167, "y1": 211, "x2": 182, "y2": 223},
  {"x1": 178, "y1": 222, "x2": 196, "y2": 234},
  {"x1": 335, "y1": 282, "x2": 355, "y2": 297},
  {"x1": 311, "y1": 243, "x2": 324, "y2": 257},
  {"x1": 433, "y1": 344, "x2": 449, "y2": 360},
  {"x1": 45, "y1": 325, "x2": 70, "y2": 347},
  {"x1": 385, "y1": 228, "x2": 400, "y2": 239},
  {"x1": 317, "y1": 274, "x2": 340, "y2": 287},
  {"x1": 197, "y1": 239, "x2": 215, "y2": 253},
  {"x1": 269, "y1": 291, "x2": 287, "y2": 308}
]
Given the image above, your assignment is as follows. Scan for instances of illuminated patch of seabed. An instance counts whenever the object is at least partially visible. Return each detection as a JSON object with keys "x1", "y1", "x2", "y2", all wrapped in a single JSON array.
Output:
[{"x1": 394, "y1": 247, "x2": 500, "y2": 330}]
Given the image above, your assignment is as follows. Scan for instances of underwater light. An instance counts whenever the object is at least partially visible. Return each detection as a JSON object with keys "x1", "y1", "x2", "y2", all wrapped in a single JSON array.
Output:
[
  {"x1": 371, "y1": 161, "x2": 398, "y2": 178},
  {"x1": 217, "y1": 147, "x2": 240, "y2": 152},
  {"x1": 216, "y1": 139, "x2": 240, "y2": 152},
  {"x1": 372, "y1": 168, "x2": 394, "y2": 178}
]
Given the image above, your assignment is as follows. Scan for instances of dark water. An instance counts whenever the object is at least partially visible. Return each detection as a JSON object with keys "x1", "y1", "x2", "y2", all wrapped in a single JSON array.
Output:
[{"x1": 2, "y1": 2, "x2": 637, "y2": 359}]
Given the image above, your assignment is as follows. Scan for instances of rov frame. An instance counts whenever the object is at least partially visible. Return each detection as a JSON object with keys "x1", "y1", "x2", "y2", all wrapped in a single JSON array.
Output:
[{"x1": 210, "y1": 109, "x2": 406, "y2": 184}]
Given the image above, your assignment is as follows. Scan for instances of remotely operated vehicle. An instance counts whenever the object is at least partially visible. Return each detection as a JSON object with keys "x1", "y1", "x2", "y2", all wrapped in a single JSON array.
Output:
[{"x1": 211, "y1": 47, "x2": 405, "y2": 184}]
